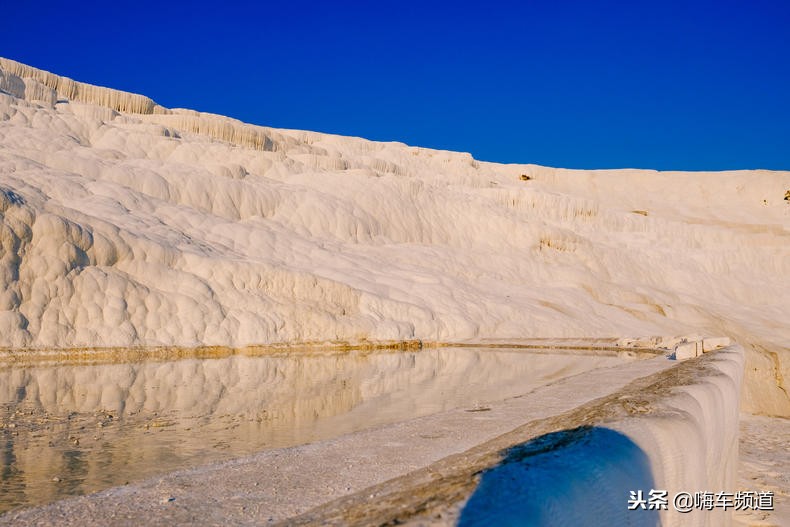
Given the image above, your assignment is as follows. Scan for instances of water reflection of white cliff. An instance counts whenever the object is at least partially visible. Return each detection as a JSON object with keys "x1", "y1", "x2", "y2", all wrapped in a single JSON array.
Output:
[{"x1": 0, "y1": 348, "x2": 625, "y2": 513}]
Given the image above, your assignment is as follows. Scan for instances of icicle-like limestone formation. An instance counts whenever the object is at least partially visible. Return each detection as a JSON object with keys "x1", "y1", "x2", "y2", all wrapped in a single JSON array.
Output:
[
  {"x1": 0, "y1": 57, "x2": 162, "y2": 114},
  {"x1": 0, "y1": 57, "x2": 285, "y2": 151},
  {"x1": 142, "y1": 110, "x2": 279, "y2": 152}
]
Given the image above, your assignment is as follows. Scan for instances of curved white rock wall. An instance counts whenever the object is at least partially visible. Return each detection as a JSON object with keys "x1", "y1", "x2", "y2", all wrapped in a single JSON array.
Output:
[
  {"x1": 616, "y1": 345, "x2": 744, "y2": 526},
  {"x1": 458, "y1": 345, "x2": 744, "y2": 527}
]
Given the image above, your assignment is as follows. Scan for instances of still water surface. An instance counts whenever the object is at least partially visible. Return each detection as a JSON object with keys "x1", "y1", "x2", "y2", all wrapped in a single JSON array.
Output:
[{"x1": 0, "y1": 347, "x2": 633, "y2": 513}]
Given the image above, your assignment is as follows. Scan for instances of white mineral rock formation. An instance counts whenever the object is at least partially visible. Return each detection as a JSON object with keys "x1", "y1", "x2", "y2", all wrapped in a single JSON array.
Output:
[{"x1": 1, "y1": 58, "x2": 788, "y2": 416}]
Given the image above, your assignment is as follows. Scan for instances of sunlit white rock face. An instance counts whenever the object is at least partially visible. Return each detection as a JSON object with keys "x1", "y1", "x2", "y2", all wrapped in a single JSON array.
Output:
[{"x1": 0, "y1": 58, "x2": 788, "y2": 415}]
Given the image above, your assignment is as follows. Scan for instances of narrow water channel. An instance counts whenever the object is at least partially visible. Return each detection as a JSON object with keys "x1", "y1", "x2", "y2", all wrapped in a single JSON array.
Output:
[{"x1": 0, "y1": 347, "x2": 636, "y2": 513}]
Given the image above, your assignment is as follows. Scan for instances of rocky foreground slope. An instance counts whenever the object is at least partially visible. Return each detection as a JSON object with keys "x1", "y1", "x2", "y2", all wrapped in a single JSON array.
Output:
[{"x1": 0, "y1": 57, "x2": 788, "y2": 415}]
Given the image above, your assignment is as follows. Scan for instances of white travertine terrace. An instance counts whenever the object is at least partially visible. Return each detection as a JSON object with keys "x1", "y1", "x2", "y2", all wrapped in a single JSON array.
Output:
[
  {"x1": 0, "y1": 58, "x2": 788, "y2": 421},
  {"x1": 613, "y1": 345, "x2": 743, "y2": 527}
]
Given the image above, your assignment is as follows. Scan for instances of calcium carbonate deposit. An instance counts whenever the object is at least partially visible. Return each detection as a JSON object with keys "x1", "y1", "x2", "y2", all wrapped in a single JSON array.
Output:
[{"x1": 0, "y1": 57, "x2": 788, "y2": 420}]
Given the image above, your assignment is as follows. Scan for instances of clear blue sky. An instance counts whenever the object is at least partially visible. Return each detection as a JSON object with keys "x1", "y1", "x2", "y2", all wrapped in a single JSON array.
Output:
[{"x1": 3, "y1": 0, "x2": 789, "y2": 170}]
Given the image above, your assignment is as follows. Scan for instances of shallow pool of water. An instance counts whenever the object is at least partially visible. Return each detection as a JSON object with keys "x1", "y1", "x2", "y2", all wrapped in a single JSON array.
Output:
[{"x1": 0, "y1": 347, "x2": 636, "y2": 513}]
